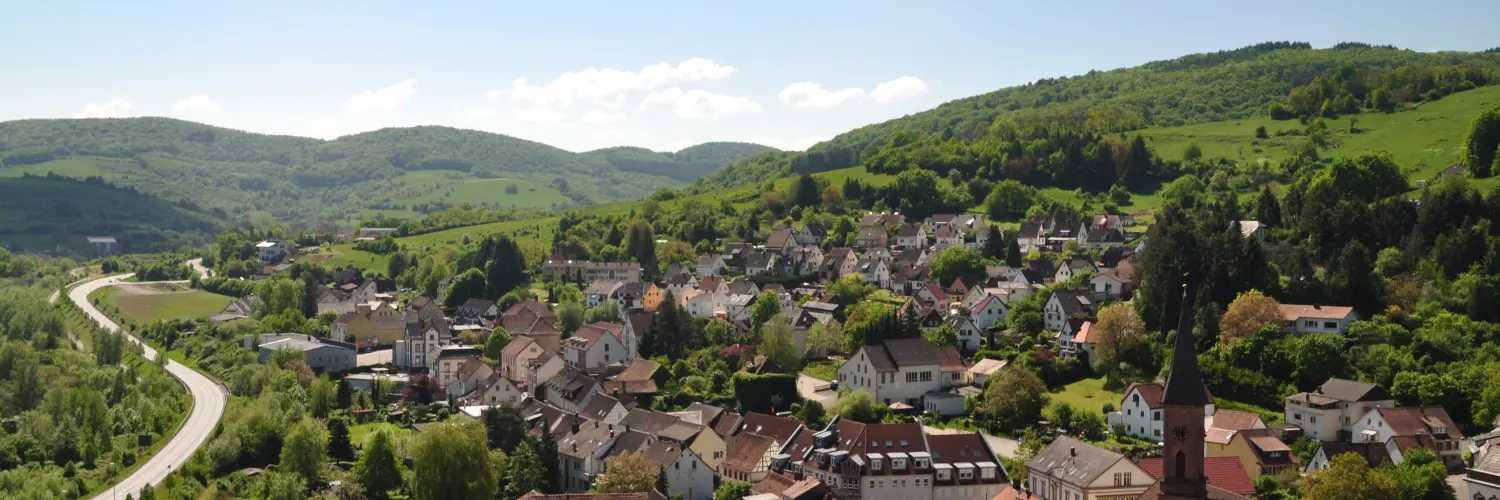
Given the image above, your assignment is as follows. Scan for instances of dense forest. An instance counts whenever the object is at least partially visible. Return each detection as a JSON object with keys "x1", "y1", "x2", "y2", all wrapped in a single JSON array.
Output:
[
  {"x1": 695, "y1": 43, "x2": 1500, "y2": 191},
  {"x1": 0, "y1": 174, "x2": 222, "y2": 253},
  {"x1": 0, "y1": 119, "x2": 771, "y2": 227}
]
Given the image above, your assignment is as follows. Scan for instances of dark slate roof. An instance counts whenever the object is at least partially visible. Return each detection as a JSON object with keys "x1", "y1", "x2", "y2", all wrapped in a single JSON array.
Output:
[
  {"x1": 1310, "y1": 378, "x2": 1392, "y2": 402},
  {"x1": 1028, "y1": 436, "x2": 1124, "y2": 488}
]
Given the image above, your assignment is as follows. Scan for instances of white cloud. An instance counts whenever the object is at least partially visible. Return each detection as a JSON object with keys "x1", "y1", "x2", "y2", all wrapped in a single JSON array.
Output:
[
  {"x1": 868, "y1": 76, "x2": 930, "y2": 103},
  {"x1": 75, "y1": 99, "x2": 133, "y2": 118},
  {"x1": 639, "y1": 87, "x2": 761, "y2": 120},
  {"x1": 492, "y1": 58, "x2": 736, "y2": 108},
  {"x1": 345, "y1": 79, "x2": 417, "y2": 112},
  {"x1": 748, "y1": 135, "x2": 829, "y2": 151},
  {"x1": 580, "y1": 110, "x2": 626, "y2": 124},
  {"x1": 170, "y1": 95, "x2": 221, "y2": 116},
  {"x1": 515, "y1": 107, "x2": 567, "y2": 126},
  {"x1": 777, "y1": 82, "x2": 867, "y2": 109},
  {"x1": 776, "y1": 76, "x2": 930, "y2": 109}
]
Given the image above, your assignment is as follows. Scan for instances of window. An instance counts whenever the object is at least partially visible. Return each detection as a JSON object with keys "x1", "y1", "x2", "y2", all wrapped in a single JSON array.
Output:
[
  {"x1": 1133, "y1": 394, "x2": 1140, "y2": 404},
  {"x1": 893, "y1": 459, "x2": 906, "y2": 470},
  {"x1": 982, "y1": 467, "x2": 995, "y2": 479},
  {"x1": 1114, "y1": 472, "x2": 1132, "y2": 486},
  {"x1": 1304, "y1": 320, "x2": 1317, "y2": 327},
  {"x1": 1154, "y1": 429, "x2": 1162, "y2": 437},
  {"x1": 920, "y1": 371, "x2": 933, "y2": 382},
  {"x1": 938, "y1": 469, "x2": 950, "y2": 480},
  {"x1": 1153, "y1": 411, "x2": 1161, "y2": 421},
  {"x1": 1294, "y1": 413, "x2": 1302, "y2": 420},
  {"x1": 604, "y1": 344, "x2": 609, "y2": 351},
  {"x1": 1324, "y1": 321, "x2": 1338, "y2": 329},
  {"x1": 906, "y1": 372, "x2": 918, "y2": 382},
  {"x1": 1311, "y1": 416, "x2": 1317, "y2": 423},
  {"x1": 959, "y1": 468, "x2": 973, "y2": 479}
]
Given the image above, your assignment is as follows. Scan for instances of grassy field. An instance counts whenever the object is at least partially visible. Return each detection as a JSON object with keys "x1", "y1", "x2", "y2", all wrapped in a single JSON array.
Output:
[
  {"x1": 1049, "y1": 378, "x2": 1124, "y2": 415},
  {"x1": 321, "y1": 217, "x2": 560, "y2": 271},
  {"x1": 1141, "y1": 85, "x2": 1500, "y2": 184},
  {"x1": 360, "y1": 170, "x2": 571, "y2": 218},
  {"x1": 0, "y1": 155, "x2": 134, "y2": 180},
  {"x1": 350, "y1": 422, "x2": 411, "y2": 448},
  {"x1": 89, "y1": 283, "x2": 236, "y2": 324},
  {"x1": 800, "y1": 360, "x2": 842, "y2": 381}
]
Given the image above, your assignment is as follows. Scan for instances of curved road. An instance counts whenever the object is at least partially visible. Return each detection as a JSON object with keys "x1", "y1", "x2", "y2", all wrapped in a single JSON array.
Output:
[{"x1": 69, "y1": 268, "x2": 227, "y2": 500}]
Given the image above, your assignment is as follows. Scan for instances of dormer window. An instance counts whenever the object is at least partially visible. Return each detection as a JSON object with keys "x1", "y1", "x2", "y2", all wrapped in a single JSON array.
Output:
[
  {"x1": 937, "y1": 469, "x2": 950, "y2": 480},
  {"x1": 959, "y1": 468, "x2": 973, "y2": 479},
  {"x1": 892, "y1": 459, "x2": 906, "y2": 470},
  {"x1": 916, "y1": 458, "x2": 928, "y2": 468},
  {"x1": 871, "y1": 458, "x2": 883, "y2": 470},
  {"x1": 981, "y1": 467, "x2": 995, "y2": 479}
]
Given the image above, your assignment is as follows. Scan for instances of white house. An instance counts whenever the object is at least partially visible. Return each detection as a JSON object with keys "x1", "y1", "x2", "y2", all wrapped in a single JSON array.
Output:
[
  {"x1": 1055, "y1": 256, "x2": 1099, "y2": 283},
  {"x1": 585, "y1": 280, "x2": 625, "y2": 308},
  {"x1": 1044, "y1": 290, "x2": 1095, "y2": 332},
  {"x1": 686, "y1": 290, "x2": 725, "y2": 318},
  {"x1": 1027, "y1": 437, "x2": 1153, "y2": 500},
  {"x1": 558, "y1": 420, "x2": 623, "y2": 492},
  {"x1": 856, "y1": 257, "x2": 891, "y2": 289},
  {"x1": 469, "y1": 373, "x2": 525, "y2": 406},
  {"x1": 934, "y1": 225, "x2": 964, "y2": 250},
  {"x1": 1279, "y1": 304, "x2": 1360, "y2": 334},
  {"x1": 256, "y1": 239, "x2": 288, "y2": 262},
  {"x1": 1108, "y1": 382, "x2": 1213, "y2": 442},
  {"x1": 946, "y1": 315, "x2": 983, "y2": 352},
  {"x1": 1350, "y1": 406, "x2": 1465, "y2": 469},
  {"x1": 664, "y1": 273, "x2": 698, "y2": 299},
  {"x1": 1090, "y1": 272, "x2": 1129, "y2": 302},
  {"x1": 969, "y1": 295, "x2": 1009, "y2": 331},
  {"x1": 1284, "y1": 378, "x2": 1396, "y2": 442},
  {"x1": 1466, "y1": 445, "x2": 1500, "y2": 500},
  {"x1": 696, "y1": 254, "x2": 727, "y2": 277},
  {"x1": 896, "y1": 224, "x2": 927, "y2": 250},
  {"x1": 564, "y1": 322, "x2": 628, "y2": 371},
  {"x1": 836, "y1": 338, "x2": 968, "y2": 407},
  {"x1": 1058, "y1": 319, "x2": 1098, "y2": 365}
]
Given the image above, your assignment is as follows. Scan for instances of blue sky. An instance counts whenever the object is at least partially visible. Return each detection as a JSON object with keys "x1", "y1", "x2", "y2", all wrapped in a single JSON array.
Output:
[{"x1": 3, "y1": 0, "x2": 1496, "y2": 152}]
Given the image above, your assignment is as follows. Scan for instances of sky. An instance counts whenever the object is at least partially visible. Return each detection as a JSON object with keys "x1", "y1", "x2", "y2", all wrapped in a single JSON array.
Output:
[{"x1": 3, "y1": 0, "x2": 1497, "y2": 153}]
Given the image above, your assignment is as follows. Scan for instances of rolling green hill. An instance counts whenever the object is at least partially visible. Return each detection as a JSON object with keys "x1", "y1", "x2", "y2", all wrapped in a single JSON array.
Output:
[
  {"x1": 0, "y1": 174, "x2": 221, "y2": 253},
  {"x1": 0, "y1": 119, "x2": 769, "y2": 226},
  {"x1": 696, "y1": 42, "x2": 1500, "y2": 191},
  {"x1": 580, "y1": 142, "x2": 779, "y2": 182}
]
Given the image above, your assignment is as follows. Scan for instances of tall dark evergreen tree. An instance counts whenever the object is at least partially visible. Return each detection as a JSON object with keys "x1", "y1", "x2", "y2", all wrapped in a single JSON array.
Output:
[
  {"x1": 1255, "y1": 186, "x2": 1281, "y2": 227},
  {"x1": 625, "y1": 220, "x2": 659, "y2": 280},
  {"x1": 794, "y1": 174, "x2": 821, "y2": 208},
  {"x1": 1005, "y1": 233, "x2": 1023, "y2": 267},
  {"x1": 327, "y1": 415, "x2": 354, "y2": 461},
  {"x1": 982, "y1": 226, "x2": 1007, "y2": 261}
]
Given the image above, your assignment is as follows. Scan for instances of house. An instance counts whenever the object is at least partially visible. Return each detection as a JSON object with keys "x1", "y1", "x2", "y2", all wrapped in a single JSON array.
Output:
[
  {"x1": 855, "y1": 257, "x2": 890, "y2": 289},
  {"x1": 500, "y1": 336, "x2": 547, "y2": 384},
  {"x1": 256, "y1": 239, "x2": 288, "y2": 262},
  {"x1": 454, "y1": 298, "x2": 499, "y2": 325},
  {"x1": 855, "y1": 226, "x2": 890, "y2": 249},
  {"x1": 1055, "y1": 255, "x2": 1098, "y2": 283},
  {"x1": 527, "y1": 352, "x2": 567, "y2": 390},
  {"x1": 87, "y1": 236, "x2": 118, "y2": 256},
  {"x1": 565, "y1": 322, "x2": 629, "y2": 371},
  {"x1": 837, "y1": 338, "x2": 968, "y2": 407},
  {"x1": 541, "y1": 259, "x2": 642, "y2": 283},
  {"x1": 745, "y1": 251, "x2": 779, "y2": 277},
  {"x1": 1351, "y1": 406, "x2": 1465, "y2": 470},
  {"x1": 790, "y1": 421, "x2": 965, "y2": 500},
  {"x1": 896, "y1": 224, "x2": 927, "y2": 250},
  {"x1": 1466, "y1": 444, "x2": 1500, "y2": 500},
  {"x1": 1279, "y1": 304, "x2": 1359, "y2": 334},
  {"x1": 819, "y1": 248, "x2": 857, "y2": 281},
  {"x1": 557, "y1": 420, "x2": 624, "y2": 492},
  {"x1": 256, "y1": 335, "x2": 355, "y2": 373},
  {"x1": 686, "y1": 290, "x2": 726, "y2": 318},
  {"x1": 934, "y1": 225, "x2": 964, "y2": 250},
  {"x1": 403, "y1": 318, "x2": 449, "y2": 369},
  {"x1": 664, "y1": 273, "x2": 699, "y2": 300},
  {"x1": 578, "y1": 393, "x2": 630, "y2": 425},
  {"x1": 1109, "y1": 382, "x2": 1215, "y2": 442},
  {"x1": 1090, "y1": 271, "x2": 1130, "y2": 302},
  {"x1": 314, "y1": 287, "x2": 353, "y2": 316},
  {"x1": 1078, "y1": 227, "x2": 1128, "y2": 250},
  {"x1": 543, "y1": 369, "x2": 601, "y2": 414},
  {"x1": 728, "y1": 278, "x2": 760, "y2": 296},
  {"x1": 330, "y1": 301, "x2": 405, "y2": 344},
  {"x1": 969, "y1": 295, "x2": 1009, "y2": 332},
  {"x1": 432, "y1": 346, "x2": 484, "y2": 394},
  {"x1": 586, "y1": 280, "x2": 626, "y2": 309},
  {"x1": 355, "y1": 227, "x2": 396, "y2": 241},
  {"x1": 795, "y1": 223, "x2": 827, "y2": 246},
  {"x1": 1043, "y1": 290, "x2": 1095, "y2": 332},
  {"x1": 786, "y1": 245, "x2": 824, "y2": 276},
  {"x1": 766, "y1": 228, "x2": 795, "y2": 255},
  {"x1": 468, "y1": 373, "x2": 525, "y2": 406},
  {"x1": 722, "y1": 412, "x2": 805, "y2": 483},
  {"x1": 618, "y1": 281, "x2": 661, "y2": 311},
  {"x1": 602, "y1": 430, "x2": 715, "y2": 500},
  {"x1": 698, "y1": 275, "x2": 728, "y2": 295},
  {"x1": 695, "y1": 254, "x2": 727, "y2": 277},
  {"x1": 1136, "y1": 456, "x2": 1256, "y2": 497},
  {"x1": 1057, "y1": 319, "x2": 1097, "y2": 365},
  {"x1": 502, "y1": 298, "x2": 559, "y2": 336},
  {"x1": 966, "y1": 358, "x2": 1007, "y2": 387},
  {"x1": 1236, "y1": 220, "x2": 1268, "y2": 241},
  {"x1": 945, "y1": 315, "x2": 983, "y2": 352},
  {"x1": 1303, "y1": 441, "x2": 1389, "y2": 473},
  {"x1": 861, "y1": 212, "x2": 904, "y2": 227},
  {"x1": 1026, "y1": 437, "x2": 1154, "y2": 500},
  {"x1": 1205, "y1": 428, "x2": 1296, "y2": 479},
  {"x1": 1284, "y1": 378, "x2": 1396, "y2": 442},
  {"x1": 722, "y1": 243, "x2": 752, "y2": 271}
]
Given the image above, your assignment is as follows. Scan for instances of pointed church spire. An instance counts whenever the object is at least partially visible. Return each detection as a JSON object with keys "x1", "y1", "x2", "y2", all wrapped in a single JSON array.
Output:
[{"x1": 1162, "y1": 280, "x2": 1211, "y2": 406}]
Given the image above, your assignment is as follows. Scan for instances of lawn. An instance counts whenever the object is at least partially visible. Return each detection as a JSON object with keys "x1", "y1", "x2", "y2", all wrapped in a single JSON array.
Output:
[
  {"x1": 359, "y1": 171, "x2": 572, "y2": 218},
  {"x1": 1049, "y1": 378, "x2": 1124, "y2": 415},
  {"x1": 89, "y1": 284, "x2": 236, "y2": 324},
  {"x1": 800, "y1": 360, "x2": 842, "y2": 382},
  {"x1": 321, "y1": 217, "x2": 559, "y2": 272},
  {"x1": 350, "y1": 422, "x2": 411, "y2": 448}
]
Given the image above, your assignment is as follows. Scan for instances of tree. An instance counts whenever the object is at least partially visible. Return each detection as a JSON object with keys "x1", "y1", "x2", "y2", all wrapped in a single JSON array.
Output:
[
  {"x1": 1290, "y1": 333, "x2": 1349, "y2": 390},
  {"x1": 715, "y1": 481, "x2": 753, "y2": 500},
  {"x1": 1301, "y1": 453, "x2": 1399, "y2": 500},
  {"x1": 826, "y1": 274, "x2": 875, "y2": 304},
  {"x1": 336, "y1": 378, "x2": 353, "y2": 410},
  {"x1": 625, "y1": 220, "x2": 659, "y2": 280},
  {"x1": 1385, "y1": 449, "x2": 1455, "y2": 500},
  {"x1": 981, "y1": 226, "x2": 1007, "y2": 260},
  {"x1": 309, "y1": 376, "x2": 336, "y2": 419},
  {"x1": 591, "y1": 451, "x2": 660, "y2": 494},
  {"x1": 1255, "y1": 125, "x2": 1269, "y2": 139},
  {"x1": 501, "y1": 440, "x2": 548, "y2": 500},
  {"x1": 445, "y1": 268, "x2": 487, "y2": 308},
  {"x1": 1092, "y1": 303, "x2": 1145, "y2": 368},
  {"x1": 587, "y1": 300, "x2": 622, "y2": 323},
  {"x1": 327, "y1": 415, "x2": 355, "y2": 462},
  {"x1": 1219, "y1": 290, "x2": 1283, "y2": 345},
  {"x1": 280, "y1": 417, "x2": 329, "y2": 484},
  {"x1": 484, "y1": 328, "x2": 512, "y2": 359},
  {"x1": 806, "y1": 321, "x2": 844, "y2": 355},
  {"x1": 1005, "y1": 233, "x2": 1023, "y2": 267},
  {"x1": 980, "y1": 368, "x2": 1048, "y2": 431},
  {"x1": 750, "y1": 291, "x2": 782, "y2": 326},
  {"x1": 830, "y1": 389, "x2": 883, "y2": 423},
  {"x1": 354, "y1": 427, "x2": 405, "y2": 499},
  {"x1": 411, "y1": 418, "x2": 496, "y2": 500},
  {"x1": 924, "y1": 324, "x2": 958, "y2": 347},
  {"x1": 931, "y1": 246, "x2": 986, "y2": 286},
  {"x1": 1464, "y1": 104, "x2": 1500, "y2": 177},
  {"x1": 1254, "y1": 186, "x2": 1281, "y2": 227},
  {"x1": 759, "y1": 319, "x2": 801, "y2": 372},
  {"x1": 555, "y1": 301, "x2": 585, "y2": 334},
  {"x1": 794, "y1": 173, "x2": 821, "y2": 208},
  {"x1": 1183, "y1": 140, "x2": 1203, "y2": 162},
  {"x1": 483, "y1": 404, "x2": 526, "y2": 451},
  {"x1": 985, "y1": 180, "x2": 1037, "y2": 221},
  {"x1": 797, "y1": 400, "x2": 828, "y2": 429}
]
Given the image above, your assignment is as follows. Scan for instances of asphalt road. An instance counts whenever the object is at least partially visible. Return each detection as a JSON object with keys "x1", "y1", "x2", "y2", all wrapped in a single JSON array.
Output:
[{"x1": 70, "y1": 273, "x2": 227, "y2": 500}]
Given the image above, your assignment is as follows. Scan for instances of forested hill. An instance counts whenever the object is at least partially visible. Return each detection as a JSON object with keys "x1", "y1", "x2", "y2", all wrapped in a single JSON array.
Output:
[
  {"x1": 0, "y1": 173, "x2": 222, "y2": 253},
  {"x1": 0, "y1": 118, "x2": 769, "y2": 224},
  {"x1": 695, "y1": 42, "x2": 1500, "y2": 191},
  {"x1": 580, "y1": 142, "x2": 779, "y2": 182}
]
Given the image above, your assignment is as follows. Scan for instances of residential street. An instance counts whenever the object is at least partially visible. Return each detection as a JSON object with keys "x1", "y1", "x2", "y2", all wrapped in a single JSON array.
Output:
[{"x1": 70, "y1": 273, "x2": 227, "y2": 500}]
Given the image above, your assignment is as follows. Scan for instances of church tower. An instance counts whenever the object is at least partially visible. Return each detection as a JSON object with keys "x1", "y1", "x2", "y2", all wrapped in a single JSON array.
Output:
[{"x1": 1160, "y1": 282, "x2": 1211, "y2": 500}]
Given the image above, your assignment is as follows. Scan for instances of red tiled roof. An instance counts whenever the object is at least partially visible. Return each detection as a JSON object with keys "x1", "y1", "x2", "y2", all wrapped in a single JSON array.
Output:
[
  {"x1": 1210, "y1": 410, "x2": 1263, "y2": 431},
  {"x1": 1072, "y1": 320, "x2": 1097, "y2": 344},
  {"x1": 750, "y1": 471, "x2": 797, "y2": 495},
  {"x1": 722, "y1": 433, "x2": 776, "y2": 472},
  {"x1": 1279, "y1": 304, "x2": 1355, "y2": 321},
  {"x1": 1125, "y1": 382, "x2": 1165, "y2": 409},
  {"x1": 1138, "y1": 456, "x2": 1256, "y2": 496}
]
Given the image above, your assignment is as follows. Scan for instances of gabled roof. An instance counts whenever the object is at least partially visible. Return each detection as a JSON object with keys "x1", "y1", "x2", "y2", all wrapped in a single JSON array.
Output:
[
  {"x1": 620, "y1": 409, "x2": 681, "y2": 435},
  {"x1": 1133, "y1": 480, "x2": 1254, "y2": 500},
  {"x1": 559, "y1": 419, "x2": 620, "y2": 459},
  {"x1": 1124, "y1": 382, "x2": 1165, "y2": 409},
  {"x1": 1376, "y1": 406, "x2": 1462, "y2": 438},
  {"x1": 935, "y1": 224, "x2": 962, "y2": 238},
  {"x1": 455, "y1": 298, "x2": 497, "y2": 318},
  {"x1": 766, "y1": 228, "x2": 793, "y2": 249},
  {"x1": 1069, "y1": 320, "x2": 1097, "y2": 344},
  {"x1": 611, "y1": 358, "x2": 659, "y2": 382},
  {"x1": 579, "y1": 393, "x2": 622, "y2": 421},
  {"x1": 1049, "y1": 290, "x2": 1091, "y2": 317},
  {"x1": 1279, "y1": 304, "x2": 1355, "y2": 321},
  {"x1": 750, "y1": 471, "x2": 798, "y2": 496},
  {"x1": 745, "y1": 251, "x2": 776, "y2": 270},
  {"x1": 697, "y1": 275, "x2": 725, "y2": 292},
  {"x1": 585, "y1": 280, "x2": 625, "y2": 295},
  {"x1": 1304, "y1": 378, "x2": 1392, "y2": 402},
  {"x1": 696, "y1": 253, "x2": 725, "y2": 268},
  {"x1": 857, "y1": 226, "x2": 888, "y2": 241},
  {"x1": 712, "y1": 411, "x2": 743, "y2": 438},
  {"x1": 736, "y1": 412, "x2": 803, "y2": 444},
  {"x1": 723, "y1": 432, "x2": 778, "y2": 472},
  {"x1": 897, "y1": 223, "x2": 924, "y2": 237},
  {"x1": 968, "y1": 358, "x2": 1008, "y2": 376},
  {"x1": 1027, "y1": 436, "x2": 1127, "y2": 488},
  {"x1": 1210, "y1": 410, "x2": 1263, "y2": 431}
]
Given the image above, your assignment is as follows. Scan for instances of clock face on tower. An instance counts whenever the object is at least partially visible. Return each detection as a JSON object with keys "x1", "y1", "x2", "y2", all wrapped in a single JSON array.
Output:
[{"x1": 1173, "y1": 425, "x2": 1190, "y2": 442}]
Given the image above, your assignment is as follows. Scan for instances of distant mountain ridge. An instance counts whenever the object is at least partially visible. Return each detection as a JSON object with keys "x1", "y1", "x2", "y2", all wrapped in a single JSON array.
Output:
[{"x1": 0, "y1": 118, "x2": 777, "y2": 223}]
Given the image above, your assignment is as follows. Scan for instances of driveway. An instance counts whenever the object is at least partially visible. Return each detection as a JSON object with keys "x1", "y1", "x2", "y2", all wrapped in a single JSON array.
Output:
[
  {"x1": 185, "y1": 258, "x2": 211, "y2": 279},
  {"x1": 797, "y1": 374, "x2": 839, "y2": 407},
  {"x1": 71, "y1": 273, "x2": 228, "y2": 500},
  {"x1": 923, "y1": 425, "x2": 1020, "y2": 459}
]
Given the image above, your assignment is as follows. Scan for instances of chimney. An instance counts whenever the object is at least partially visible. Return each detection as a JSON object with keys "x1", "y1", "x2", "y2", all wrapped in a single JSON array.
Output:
[
  {"x1": 1313, "y1": 303, "x2": 1322, "y2": 310},
  {"x1": 1069, "y1": 446, "x2": 1076, "y2": 457},
  {"x1": 571, "y1": 420, "x2": 581, "y2": 434}
]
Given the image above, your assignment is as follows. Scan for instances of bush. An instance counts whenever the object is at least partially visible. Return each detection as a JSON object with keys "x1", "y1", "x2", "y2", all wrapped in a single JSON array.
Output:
[{"x1": 1255, "y1": 125, "x2": 1268, "y2": 139}]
